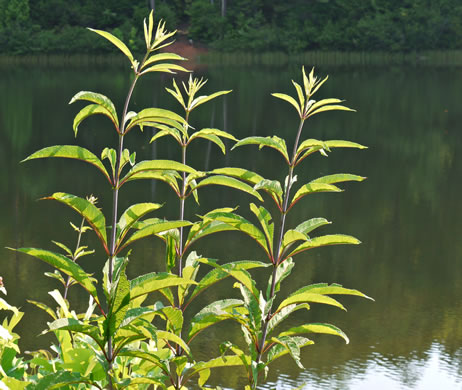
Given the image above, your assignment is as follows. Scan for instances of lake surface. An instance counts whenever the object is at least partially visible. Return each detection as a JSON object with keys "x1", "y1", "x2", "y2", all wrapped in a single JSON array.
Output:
[{"x1": 1, "y1": 61, "x2": 461, "y2": 389}]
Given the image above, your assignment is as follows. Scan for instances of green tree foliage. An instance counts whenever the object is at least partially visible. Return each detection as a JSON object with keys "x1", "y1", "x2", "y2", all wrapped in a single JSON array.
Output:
[{"x1": 2, "y1": 1, "x2": 462, "y2": 55}]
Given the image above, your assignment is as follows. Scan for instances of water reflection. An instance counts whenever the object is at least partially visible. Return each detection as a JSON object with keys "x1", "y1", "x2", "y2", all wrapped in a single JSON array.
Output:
[{"x1": 0, "y1": 64, "x2": 461, "y2": 389}]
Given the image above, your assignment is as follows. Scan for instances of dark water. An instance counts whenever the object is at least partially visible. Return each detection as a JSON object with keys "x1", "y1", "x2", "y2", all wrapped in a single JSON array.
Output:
[{"x1": 1, "y1": 62, "x2": 461, "y2": 389}]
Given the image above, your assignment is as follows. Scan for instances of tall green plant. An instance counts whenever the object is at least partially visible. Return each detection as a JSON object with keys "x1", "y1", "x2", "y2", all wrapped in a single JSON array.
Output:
[
  {"x1": 192, "y1": 67, "x2": 372, "y2": 389},
  {"x1": 5, "y1": 12, "x2": 371, "y2": 390}
]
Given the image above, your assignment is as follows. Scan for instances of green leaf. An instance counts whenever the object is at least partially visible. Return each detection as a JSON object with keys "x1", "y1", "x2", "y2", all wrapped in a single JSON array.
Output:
[
  {"x1": 232, "y1": 136, "x2": 290, "y2": 164},
  {"x1": 69, "y1": 90, "x2": 119, "y2": 130},
  {"x1": 120, "y1": 220, "x2": 192, "y2": 252},
  {"x1": 120, "y1": 159, "x2": 196, "y2": 187},
  {"x1": 116, "y1": 203, "x2": 163, "y2": 248},
  {"x1": 27, "y1": 300, "x2": 57, "y2": 320},
  {"x1": 281, "y1": 230, "x2": 309, "y2": 254},
  {"x1": 47, "y1": 318, "x2": 104, "y2": 349},
  {"x1": 271, "y1": 93, "x2": 302, "y2": 117},
  {"x1": 157, "y1": 330, "x2": 190, "y2": 355},
  {"x1": 150, "y1": 126, "x2": 182, "y2": 144},
  {"x1": 188, "y1": 355, "x2": 244, "y2": 377},
  {"x1": 295, "y1": 138, "x2": 326, "y2": 156},
  {"x1": 250, "y1": 203, "x2": 274, "y2": 257},
  {"x1": 130, "y1": 272, "x2": 197, "y2": 300},
  {"x1": 31, "y1": 371, "x2": 92, "y2": 390},
  {"x1": 159, "y1": 306, "x2": 183, "y2": 335},
  {"x1": 324, "y1": 140, "x2": 367, "y2": 149},
  {"x1": 190, "y1": 128, "x2": 237, "y2": 143},
  {"x1": 190, "y1": 132, "x2": 226, "y2": 154},
  {"x1": 185, "y1": 220, "x2": 235, "y2": 250},
  {"x1": 22, "y1": 145, "x2": 111, "y2": 184},
  {"x1": 13, "y1": 248, "x2": 100, "y2": 306},
  {"x1": 203, "y1": 211, "x2": 269, "y2": 258},
  {"x1": 210, "y1": 168, "x2": 264, "y2": 185},
  {"x1": 277, "y1": 292, "x2": 345, "y2": 312},
  {"x1": 72, "y1": 104, "x2": 116, "y2": 137},
  {"x1": 191, "y1": 176, "x2": 263, "y2": 201},
  {"x1": 187, "y1": 260, "x2": 269, "y2": 304},
  {"x1": 310, "y1": 173, "x2": 366, "y2": 185},
  {"x1": 126, "y1": 107, "x2": 187, "y2": 133},
  {"x1": 292, "y1": 80, "x2": 305, "y2": 110},
  {"x1": 286, "y1": 234, "x2": 361, "y2": 259},
  {"x1": 267, "y1": 303, "x2": 310, "y2": 334},
  {"x1": 267, "y1": 336, "x2": 313, "y2": 368},
  {"x1": 88, "y1": 28, "x2": 134, "y2": 66},
  {"x1": 106, "y1": 268, "x2": 130, "y2": 338},
  {"x1": 141, "y1": 63, "x2": 189, "y2": 75},
  {"x1": 142, "y1": 53, "x2": 186, "y2": 69},
  {"x1": 306, "y1": 98, "x2": 343, "y2": 115},
  {"x1": 278, "y1": 323, "x2": 349, "y2": 344},
  {"x1": 45, "y1": 193, "x2": 108, "y2": 252},
  {"x1": 291, "y1": 283, "x2": 373, "y2": 300},
  {"x1": 307, "y1": 104, "x2": 355, "y2": 118},
  {"x1": 290, "y1": 183, "x2": 343, "y2": 208},
  {"x1": 254, "y1": 179, "x2": 283, "y2": 208},
  {"x1": 190, "y1": 90, "x2": 232, "y2": 111},
  {"x1": 188, "y1": 299, "x2": 244, "y2": 342},
  {"x1": 294, "y1": 218, "x2": 331, "y2": 235}
]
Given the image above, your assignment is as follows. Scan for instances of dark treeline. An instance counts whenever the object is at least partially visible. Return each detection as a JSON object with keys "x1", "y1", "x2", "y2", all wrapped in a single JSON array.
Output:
[{"x1": 1, "y1": 0, "x2": 462, "y2": 54}]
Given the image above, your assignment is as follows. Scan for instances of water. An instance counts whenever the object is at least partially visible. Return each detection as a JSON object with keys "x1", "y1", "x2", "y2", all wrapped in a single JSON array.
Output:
[{"x1": 1, "y1": 62, "x2": 461, "y2": 389}]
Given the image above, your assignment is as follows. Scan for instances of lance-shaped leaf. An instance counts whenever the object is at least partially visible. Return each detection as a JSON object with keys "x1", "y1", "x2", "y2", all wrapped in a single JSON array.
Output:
[
  {"x1": 310, "y1": 173, "x2": 366, "y2": 185},
  {"x1": 45, "y1": 193, "x2": 108, "y2": 252},
  {"x1": 32, "y1": 371, "x2": 95, "y2": 390},
  {"x1": 130, "y1": 272, "x2": 197, "y2": 300},
  {"x1": 266, "y1": 336, "x2": 313, "y2": 368},
  {"x1": 47, "y1": 318, "x2": 104, "y2": 350},
  {"x1": 291, "y1": 283, "x2": 373, "y2": 300},
  {"x1": 118, "y1": 350, "x2": 170, "y2": 374},
  {"x1": 295, "y1": 218, "x2": 331, "y2": 235},
  {"x1": 156, "y1": 330, "x2": 191, "y2": 354},
  {"x1": 27, "y1": 299, "x2": 57, "y2": 320},
  {"x1": 158, "y1": 306, "x2": 183, "y2": 335},
  {"x1": 72, "y1": 104, "x2": 118, "y2": 137},
  {"x1": 105, "y1": 268, "x2": 130, "y2": 338},
  {"x1": 324, "y1": 140, "x2": 367, "y2": 149},
  {"x1": 232, "y1": 136, "x2": 290, "y2": 164},
  {"x1": 190, "y1": 175, "x2": 263, "y2": 201},
  {"x1": 307, "y1": 102, "x2": 355, "y2": 118},
  {"x1": 22, "y1": 145, "x2": 111, "y2": 185},
  {"x1": 267, "y1": 258, "x2": 295, "y2": 298},
  {"x1": 267, "y1": 303, "x2": 310, "y2": 334},
  {"x1": 69, "y1": 91, "x2": 119, "y2": 130},
  {"x1": 187, "y1": 260, "x2": 269, "y2": 305},
  {"x1": 13, "y1": 248, "x2": 100, "y2": 307},
  {"x1": 277, "y1": 292, "x2": 345, "y2": 312},
  {"x1": 306, "y1": 98, "x2": 343, "y2": 116},
  {"x1": 140, "y1": 63, "x2": 189, "y2": 75},
  {"x1": 189, "y1": 128, "x2": 237, "y2": 143},
  {"x1": 278, "y1": 323, "x2": 349, "y2": 344},
  {"x1": 120, "y1": 159, "x2": 196, "y2": 187},
  {"x1": 119, "y1": 220, "x2": 191, "y2": 252},
  {"x1": 118, "y1": 377, "x2": 166, "y2": 389},
  {"x1": 188, "y1": 299, "x2": 245, "y2": 342},
  {"x1": 203, "y1": 211, "x2": 269, "y2": 258},
  {"x1": 280, "y1": 230, "x2": 310, "y2": 256},
  {"x1": 210, "y1": 167, "x2": 264, "y2": 185},
  {"x1": 126, "y1": 107, "x2": 187, "y2": 133},
  {"x1": 250, "y1": 203, "x2": 274, "y2": 257},
  {"x1": 254, "y1": 179, "x2": 283, "y2": 209},
  {"x1": 189, "y1": 90, "x2": 232, "y2": 111},
  {"x1": 88, "y1": 28, "x2": 135, "y2": 67},
  {"x1": 186, "y1": 355, "x2": 244, "y2": 379},
  {"x1": 290, "y1": 183, "x2": 343, "y2": 209},
  {"x1": 142, "y1": 52, "x2": 186, "y2": 69},
  {"x1": 271, "y1": 93, "x2": 302, "y2": 117},
  {"x1": 116, "y1": 203, "x2": 163, "y2": 248},
  {"x1": 285, "y1": 234, "x2": 361, "y2": 259},
  {"x1": 295, "y1": 138, "x2": 327, "y2": 157},
  {"x1": 150, "y1": 126, "x2": 182, "y2": 144}
]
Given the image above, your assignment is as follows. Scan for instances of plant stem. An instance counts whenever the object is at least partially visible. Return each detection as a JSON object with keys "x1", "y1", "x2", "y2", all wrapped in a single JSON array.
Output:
[
  {"x1": 106, "y1": 72, "x2": 140, "y2": 390},
  {"x1": 63, "y1": 216, "x2": 86, "y2": 300},
  {"x1": 256, "y1": 118, "x2": 306, "y2": 367},
  {"x1": 178, "y1": 112, "x2": 190, "y2": 278}
]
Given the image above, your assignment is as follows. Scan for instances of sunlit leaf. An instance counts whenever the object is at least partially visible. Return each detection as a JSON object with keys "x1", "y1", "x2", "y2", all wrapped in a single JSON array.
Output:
[
  {"x1": 45, "y1": 193, "x2": 108, "y2": 252},
  {"x1": 191, "y1": 176, "x2": 263, "y2": 201},
  {"x1": 130, "y1": 272, "x2": 196, "y2": 300},
  {"x1": 88, "y1": 28, "x2": 134, "y2": 66},
  {"x1": 69, "y1": 90, "x2": 119, "y2": 130},
  {"x1": 232, "y1": 136, "x2": 290, "y2": 164},
  {"x1": 310, "y1": 173, "x2": 365, "y2": 185},
  {"x1": 141, "y1": 63, "x2": 189, "y2": 75},
  {"x1": 13, "y1": 248, "x2": 100, "y2": 308},
  {"x1": 210, "y1": 167, "x2": 264, "y2": 185},
  {"x1": 190, "y1": 90, "x2": 232, "y2": 111},
  {"x1": 286, "y1": 234, "x2": 361, "y2": 259},
  {"x1": 271, "y1": 93, "x2": 301, "y2": 117},
  {"x1": 278, "y1": 323, "x2": 349, "y2": 344},
  {"x1": 22, "y1": 145, "x2": 111, "y2": 185}
]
